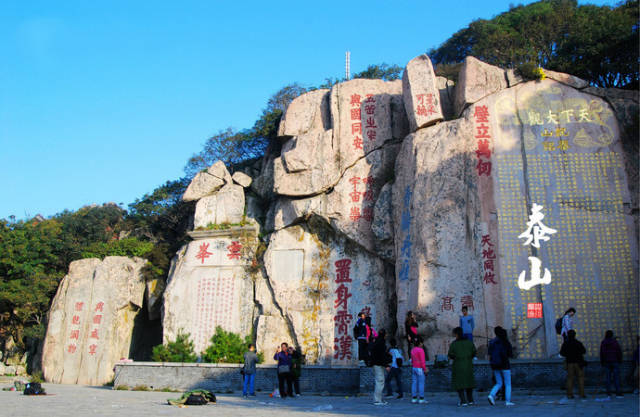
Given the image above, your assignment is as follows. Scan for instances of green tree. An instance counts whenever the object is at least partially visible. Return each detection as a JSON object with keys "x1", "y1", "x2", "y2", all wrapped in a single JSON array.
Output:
[
  {"x1": 201, "y1": 326, "x2": 264, "y2": 363},
  {"x1": 352, "y1": 63, "x2": 403, "y2": 81},
  {"x1": 429, "y1": 0, "x2": 638, "y2": 88},
  {"x1": 151, "y1": 332, "x2": 197, "y2": 362}
]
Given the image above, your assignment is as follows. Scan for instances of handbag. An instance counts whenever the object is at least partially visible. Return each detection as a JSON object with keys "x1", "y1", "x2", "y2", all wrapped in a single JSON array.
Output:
[{"x1": 278, "y1": 364, "x2": 290, "y2": 374}]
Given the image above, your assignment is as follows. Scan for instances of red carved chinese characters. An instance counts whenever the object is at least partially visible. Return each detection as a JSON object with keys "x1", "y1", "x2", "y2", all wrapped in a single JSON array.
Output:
[
  {"x1": 350, "y1": 94, "x2": 363, "y2": 150},
  {"x1": 527, "y1": 303, "x2": 543, "y2": 318},
  {"x1": 461, "y1": 295, "x2": 474, "y2": 310},
  {"x1": 348, "y1": 176, "x2": 375, "y2": 223},
  {"x1": 473, "y1": 105, "x2": 492, "y2": 176},
  {"x1": 481, "y1": 234, "x2": 497, "y2": 285},
  {"x1": 333, "y1": 258, "x2": 353, "y2": 361},
  {"x1": 441, "y1": 296, "x2": 454, "y2": 312},
  {"x1": 416, "y1": 93, "x2": 437, "y2": 116},
  {"x1": 195, "y1": 242, "x2": 213, "y2": 264},
  {"x1": 227, "y1": 241, "x2": 242, "y2": 260}
]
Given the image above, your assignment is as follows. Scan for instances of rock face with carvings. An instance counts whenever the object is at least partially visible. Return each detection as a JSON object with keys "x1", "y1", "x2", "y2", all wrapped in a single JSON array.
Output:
[
  {"x1": 162, "y1": 228, "x2": 257, "y2": 354},
  {"x1": 393, "y1": 56, "x2": 638, "y2": 360},
  {"x1": 157, "y1": 55, "x2": 637, "y2": 364},
  {"x1": 42, "y1": 257, "x2": 147, "y2": 385}
]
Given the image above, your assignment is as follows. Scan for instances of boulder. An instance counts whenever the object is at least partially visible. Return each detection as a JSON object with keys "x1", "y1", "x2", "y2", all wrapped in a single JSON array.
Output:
[
  {"x1": 256, "y1": 222, "x2": 393, "y2": 364},
  {"x1": 4, "y1": 365, "x2": 16, "y2": 376},
  {"x1": 0, "y1": 363, "x2": 5, "y2": 375},
  {"x1": 542, "y1": 69, "x2": 589, "y2": 89},
  {"x1": 193, "y1": 184, "x2": 245, "y2": 229},
  {"x1": 278, "y1": 89, "x2": 331, "y2": 137},
  {"x1": 15, "y1": 365, "x2": 26, "y2": 376},
  {"x1": 232, "y1": 171, "x2": 252, "y2": 188},
  {"x1": 162, "y1": 230, "x2": 258, "y2": 354},
  {"x1": 402, "y1": 54, "x2": 444, "y2": 132},
  {"x1": 42, "y1": 257, "x2": 147, "y2": 385},
  {"x1": 182, "y1": 171, "x2": 225, "y2": 202},
  {"x1": 274, "y1": 130, "x2": 340, "y2": 196},
  {"x1": 454, "y1": 56, "x2": 508, "y2": 117},
  {"x1": 207, "y1": 160, "x2": 233, "y2": 184}
]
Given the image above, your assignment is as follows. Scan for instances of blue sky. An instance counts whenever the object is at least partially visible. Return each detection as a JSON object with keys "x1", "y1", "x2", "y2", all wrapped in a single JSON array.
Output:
[{"x1": 0, "y1": 0, "x2": 617, "y2": 220}]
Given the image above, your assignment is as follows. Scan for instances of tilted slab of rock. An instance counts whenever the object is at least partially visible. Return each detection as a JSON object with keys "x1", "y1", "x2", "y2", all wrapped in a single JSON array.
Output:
[
  {"x1": 454, "y1": 56, "x2": 508, "y2": 117},
  {"x1": 182, "y1": 171, "x2": 225, "y2": 202},
  {"x1": 402, "y1": 54, "x2": 444, "y2": 132},
  {"x1": 163, "y1": 232, "x2": 257, "y2": 354},
  {"x1": 257, "y1": 223, "x2": 393, "y2": 364},
  {"x1": 42, "y1": 257, "x2": 147, "y2": 385},
  {"x1": 278, "y1": 89, "x2": 331, "y2": 137},
  {"x1": 193, "y1": 184, "x2": 245, "y2": 229},
  {"x1": 207, "y1": 160, "x2": 233, "y2": 184}
]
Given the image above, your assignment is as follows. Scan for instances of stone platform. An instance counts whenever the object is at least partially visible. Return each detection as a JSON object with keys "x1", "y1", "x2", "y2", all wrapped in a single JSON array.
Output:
[{"x1": 114, "y1": 360, "x2": 637, "y2": 394}]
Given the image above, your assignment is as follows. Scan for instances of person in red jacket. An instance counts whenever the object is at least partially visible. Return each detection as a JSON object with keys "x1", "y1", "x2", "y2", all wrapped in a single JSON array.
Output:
[{"x1": 600, "y1": 330, "x2": 623, "y2": 398}]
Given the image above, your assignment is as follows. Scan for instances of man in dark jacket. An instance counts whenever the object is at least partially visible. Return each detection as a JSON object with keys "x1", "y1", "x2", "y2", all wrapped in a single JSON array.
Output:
[
  {"x1": 600, "y1": 330, "x2": 623, "y2": 397},
  {"x1": 370, "y1": 329, "x2": 391, "y2": 405},
  {"x1": 560, "y1": 330, "x2": 587, "y2": 399},
  {"x1": 353, "y1": 312, "x2": 368, "y2": 365}
]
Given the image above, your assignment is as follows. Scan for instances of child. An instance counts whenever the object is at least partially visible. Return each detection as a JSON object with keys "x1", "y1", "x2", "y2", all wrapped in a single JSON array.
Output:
[
  {"x1": 410, "y1": 339, "x2": 428, "y2": 404},
  {"x1": 459, "y1": 306, "x2": 475, "y2": 342}
]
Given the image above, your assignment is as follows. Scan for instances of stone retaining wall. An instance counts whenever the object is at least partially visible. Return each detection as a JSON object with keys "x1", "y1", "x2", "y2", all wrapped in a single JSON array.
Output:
[{"x1": 114, "y1": 360, "x2": 637, "y2": 394}]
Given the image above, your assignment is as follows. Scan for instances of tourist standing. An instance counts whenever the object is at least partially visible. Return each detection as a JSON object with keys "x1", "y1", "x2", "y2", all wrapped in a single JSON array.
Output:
[
  {"x1": 289, "y1": 346, "x2": 302, "y2": 397},
  {"x1": 410, "y1": 339, "x2": 428, "y2": 404},
  {"x1": 354, "y1": 312, "x2": 368, "y2": 365},
  {"x1": 384, "y1": 338, "x2": 404, "y2": 399},
  {"x1": 371, "y1": 329, "x2": 391, "y2": 405},
  {"x1": 561, "y1": 308, "x2": 576, "y2": 342},
  {"x1": 600, "y1": 330, "x2": 623, "y2": 398},
  {"x1": 448, "y1": 327, "x2": 477, "y2": 406},
  {"x1": 405, "y1": 311, "x2": 419, "y2": 357},
  {"x1": 487, "y1": 327, "x2": 514, "y2": 406},
  {"x1": 560, "y1": 330, "x2": 587, "y2": 399},
  {"x1": 366, "y1": 315, "x2": 378, "y2": 341},
  {"x1": 242, "y1": 343, "x2": 258, "y2": 398},
  {"x1": 273, "y1": 342, "x2": 293, "y2": 398},
  {"x1": 459, "y1": 306, "x2": 475, "y2": 342}
]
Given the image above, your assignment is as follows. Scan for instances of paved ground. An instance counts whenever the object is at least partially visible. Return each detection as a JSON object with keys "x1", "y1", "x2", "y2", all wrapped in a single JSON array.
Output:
[{"x1": 0, "y1": 382, "x2": 637, "y2": 417}]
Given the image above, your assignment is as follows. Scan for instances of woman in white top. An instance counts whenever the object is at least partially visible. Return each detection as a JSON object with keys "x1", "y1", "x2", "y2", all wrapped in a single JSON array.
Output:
[{"x1": 561, "y1": 308, "x2": 576, "y2": 342}]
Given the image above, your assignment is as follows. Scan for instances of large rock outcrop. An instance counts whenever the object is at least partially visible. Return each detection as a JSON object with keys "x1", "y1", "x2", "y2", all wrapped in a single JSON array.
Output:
[
  {"x1": 42, "y1": 257, "x2": 147, "y2": 385},
  {"x1": 156, "y1": 53, "x2": 638, "y2": 367}
]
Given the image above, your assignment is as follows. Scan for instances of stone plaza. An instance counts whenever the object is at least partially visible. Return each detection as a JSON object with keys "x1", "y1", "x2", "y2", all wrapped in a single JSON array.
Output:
[{"x1": 0, "y1": 381, "x2": 637, "y2": 417}]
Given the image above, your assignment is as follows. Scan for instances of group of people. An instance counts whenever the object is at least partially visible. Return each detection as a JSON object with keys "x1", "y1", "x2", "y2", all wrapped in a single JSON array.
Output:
[
  {"x1": 363, "y1": 307, "x2": 637, "y2": 406},
  {"x1": 558, "y1": 308, "x2": 634, "y2": 399},
  {"x1": 240, "y1": 307, "x2": 638, "y2": 404},
  {"x1": 240, "y1": 342, "x2": 302, "y2": 398}
]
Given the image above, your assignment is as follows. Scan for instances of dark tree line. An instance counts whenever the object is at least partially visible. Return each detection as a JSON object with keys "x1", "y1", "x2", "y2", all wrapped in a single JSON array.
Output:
[{"x1": 429, "y1": 0, "x2": 638, "y2": 89}]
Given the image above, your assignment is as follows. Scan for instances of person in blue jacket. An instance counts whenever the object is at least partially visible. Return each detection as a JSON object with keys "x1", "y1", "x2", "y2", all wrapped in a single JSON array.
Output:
[{"x1": 459, "y1": 306, "x2": 475, "y2": 342}]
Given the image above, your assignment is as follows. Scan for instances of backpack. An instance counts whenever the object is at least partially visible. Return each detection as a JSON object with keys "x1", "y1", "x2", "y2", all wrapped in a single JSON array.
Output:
[
  {"x1": 23, "y1": 382, "x2": 44, "y2": 395},
  {"x1": 555, "y1": 317, "x2": 563, "y2": 335},
  {"x1": 185, "y1": 393, "x2": 209, "y2": 405},
  {"x1": 489, "y1": 339, "x2": 506, "y2": 367}
]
